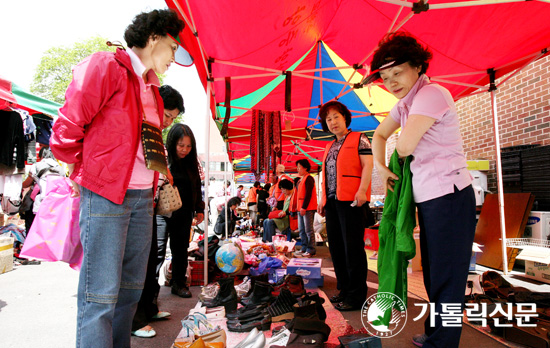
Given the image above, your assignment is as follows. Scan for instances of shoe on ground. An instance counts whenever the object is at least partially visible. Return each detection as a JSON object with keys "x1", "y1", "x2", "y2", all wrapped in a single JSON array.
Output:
[
  {"x1": 412, "y1": 333, "x2": 428, "y2": 347},
  {"x1": 301, "y1": 252, "x2": 312, "y2": 257},
  {"x1": 172, "y1": 284, "x2": 192, "y2": 298},
  {"x1": 151, "y1": 311, "x2": 171, "y2": 320},
  {"x1": 329, "y1": 294, "x2": 345, "y2": 303},
  {"x1": 334, "y1": 301, "x2": 362, "y2": 311},
  {"x1": 132, "y1": 325, "x2": 156, "y2": 338}
]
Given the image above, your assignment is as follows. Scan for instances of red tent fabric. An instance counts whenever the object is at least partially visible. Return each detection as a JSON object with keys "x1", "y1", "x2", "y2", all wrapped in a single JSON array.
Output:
[{"x1": 167, "y1": 0, "x2": 550, "y2": 180}]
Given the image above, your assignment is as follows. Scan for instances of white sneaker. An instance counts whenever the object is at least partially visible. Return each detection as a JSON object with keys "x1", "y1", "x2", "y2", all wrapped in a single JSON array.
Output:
[
  {"x1": 235, "y1": 276, "x2": 251, "y2": 297},
  {"x1": 267, "y1": 328, "x2": 291, "y2": 346}
]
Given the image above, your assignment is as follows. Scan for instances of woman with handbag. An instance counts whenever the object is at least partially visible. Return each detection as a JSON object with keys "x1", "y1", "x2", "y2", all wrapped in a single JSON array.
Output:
[
  {"x1": 50, "y1": 9, "x2": 191, "y2": 347},
  {"x1": 161, "y1": 123, "x2": 205, "y2": 298},
  {"x1": 262, "y1": 179, "x2": 295, "y2": 242}
]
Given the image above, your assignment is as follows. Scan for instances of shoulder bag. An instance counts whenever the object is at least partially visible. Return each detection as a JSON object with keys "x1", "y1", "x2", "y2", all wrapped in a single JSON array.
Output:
[{"x1": 141, "y1": 90, "x2": 168, "y2": 175}]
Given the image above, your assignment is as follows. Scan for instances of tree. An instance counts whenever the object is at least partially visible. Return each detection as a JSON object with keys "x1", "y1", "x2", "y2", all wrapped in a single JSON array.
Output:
[
  {"x1": 31, "y1": 36, "x2": 166, "y2": 104},
  {"x1": 31, "y1": 37, "x2": 115, "y2": 104}
]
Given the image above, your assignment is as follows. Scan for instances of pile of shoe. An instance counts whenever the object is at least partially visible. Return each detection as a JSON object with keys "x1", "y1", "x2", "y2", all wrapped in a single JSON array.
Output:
[{"x1": 225, "y1": 273, "x2": 328, "y2": 333}]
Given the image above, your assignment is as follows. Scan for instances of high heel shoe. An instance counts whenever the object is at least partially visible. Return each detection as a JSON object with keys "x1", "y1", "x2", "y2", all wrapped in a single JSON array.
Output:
[{"x1": 234, "y1": 328, "x2": 266, "y2": 348}]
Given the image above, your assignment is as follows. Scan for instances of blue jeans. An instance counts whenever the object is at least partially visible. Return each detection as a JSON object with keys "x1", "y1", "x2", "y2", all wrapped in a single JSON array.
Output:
[
  {"x1": 298, "y1": 210, "x2": 316, "y2": 254},
  {"x1": 77, "y1": 187, "x2": 153, "y2": 348}
]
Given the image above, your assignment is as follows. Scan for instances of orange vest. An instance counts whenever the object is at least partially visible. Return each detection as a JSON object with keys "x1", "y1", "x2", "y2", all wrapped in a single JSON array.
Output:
[
  {"x1": 320, "y1": 132, "x2": 371, "y2": 207},
  {"x1": 248, "y1": 186, "x2": 258, "y2": 203},
  {"x1": 273, "y1": 174, "x2": 292, "y2": 201},
  {"x1": 297, "y1": 174, "x2": 318, "y2": 211}
]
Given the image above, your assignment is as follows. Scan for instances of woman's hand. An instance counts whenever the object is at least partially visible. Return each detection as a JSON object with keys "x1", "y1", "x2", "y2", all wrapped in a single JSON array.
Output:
[
  {"x1": 353, "y1": 189, "x2": 368, "y2": 207},
  {"x1": 69, "y1": 179, "x2": 81, "y2": 197},
  {"x1": 317, "y1": 203, "x2": 325, "y2": 217},
  {"x1": 378, "y1": 165, "x2": 399, "y2": 192},
  {"x1": 192, "y1": 213, "x2": 204, "y2": 226},
  {"x1": 299, "y1": 208, "x2": 306, "y2": 216},
  {"x1": 278, "y1": 211, "x2": 286, "y2": 218}
]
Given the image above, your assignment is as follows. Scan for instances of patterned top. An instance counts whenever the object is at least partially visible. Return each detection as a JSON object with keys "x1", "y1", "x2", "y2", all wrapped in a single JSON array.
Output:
[{"x1": 326, "y1": 132, "x2": 372, "y2": 199}]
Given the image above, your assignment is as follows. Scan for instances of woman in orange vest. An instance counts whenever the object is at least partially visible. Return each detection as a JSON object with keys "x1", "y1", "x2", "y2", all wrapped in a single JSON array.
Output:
[
  {"x1": 247, "y1": 181, "x2": 260, "y2": 227},
  {"x1": 317, "y1": 100, "x2": 374, "y2": 312},
  {"x1": 295, "y1": 158, "x2": 318, "y2": 257}
]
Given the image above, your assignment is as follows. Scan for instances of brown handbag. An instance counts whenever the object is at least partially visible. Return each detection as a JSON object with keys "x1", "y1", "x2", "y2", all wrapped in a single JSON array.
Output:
[
  {"x1": 140, "y1": 90, "x2": 168, "y2": 175},
  {"x1": 156, "y1": 183, "x2": 182, "y2": 216}
]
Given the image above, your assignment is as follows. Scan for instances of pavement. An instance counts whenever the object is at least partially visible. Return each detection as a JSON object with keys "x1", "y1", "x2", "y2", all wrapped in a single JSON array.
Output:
[{"x1": 0, "y1": 246, "x2": 508, "y2": 348}]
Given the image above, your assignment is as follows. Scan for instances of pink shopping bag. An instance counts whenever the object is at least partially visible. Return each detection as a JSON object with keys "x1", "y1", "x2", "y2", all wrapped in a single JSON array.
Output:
[{"x1": 20, "y1": 176, "x2": 83, "y2": 270}]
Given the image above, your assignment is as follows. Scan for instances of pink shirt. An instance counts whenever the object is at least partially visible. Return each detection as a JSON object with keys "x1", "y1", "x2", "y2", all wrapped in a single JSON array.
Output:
[
  {"x1": 390, "y1": 74, "x2": 472, "y2": 203},
  {"x1": 126, "y1": 49, "x2": 161, "y2": 189}
]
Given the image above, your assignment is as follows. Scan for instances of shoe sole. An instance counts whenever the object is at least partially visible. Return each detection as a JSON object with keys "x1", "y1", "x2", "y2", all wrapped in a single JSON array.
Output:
[{"x1": 271, "y1": 312, "x2": 294, "y2": 322}]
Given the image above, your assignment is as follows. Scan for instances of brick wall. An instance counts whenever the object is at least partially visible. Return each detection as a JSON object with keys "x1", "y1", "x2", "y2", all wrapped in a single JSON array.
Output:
[
  {"x1": 457, "y1": 55, "x2": 550, "y2": 192},
  {"x1": 371, "y1": 55, "x2": 550, "y2": 196}
]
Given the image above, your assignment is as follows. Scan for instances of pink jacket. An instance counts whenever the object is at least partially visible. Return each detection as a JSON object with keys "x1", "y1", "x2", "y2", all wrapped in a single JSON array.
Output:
[{"x1": 51, "y1": 48, "x2": 162, "y2": 204}]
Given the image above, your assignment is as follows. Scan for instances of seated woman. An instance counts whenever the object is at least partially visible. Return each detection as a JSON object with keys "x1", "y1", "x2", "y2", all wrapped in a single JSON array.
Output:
[
  {"x1": 214, "y1": 196, "x2": 242, "y2": 236},
  {"x1": 262, "y1": 179, "x2": 294, "y2": 242}
]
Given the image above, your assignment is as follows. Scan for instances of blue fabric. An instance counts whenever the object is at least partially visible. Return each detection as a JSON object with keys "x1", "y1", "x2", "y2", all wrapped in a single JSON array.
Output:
[
  {"x1": 77, "y1": 187, "x2": 153, "y2": 348},
  {"x1": 417, "y1": 185, "x2": 476, "y2": 348},
  {"x1": 298, "y1": 210, "x2": 316, "y2": 254},
  {"x1": 249, "y1": 257, "x2": 283, "y2": 276}
]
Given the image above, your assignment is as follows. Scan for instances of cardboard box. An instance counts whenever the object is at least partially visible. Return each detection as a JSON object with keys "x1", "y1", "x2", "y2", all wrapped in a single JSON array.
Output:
[
  {"x1": 524, "y1": 211, "x2": 550, "y2": 240},
  {"x1": 287, "y1": 258, "x2": 322, "y2": 278},
  {"x1": 303, "y1": 276, "x2": 324, "y2": 288},
  {"x1": 524, "y1": 261, "x2": 550, "y2": 284},
  {"x1": 364, "y1": 228, "x2": 379, "y2": 251},
  {"x1": 0, "y1": 236, "x2": 14, "y2": 274}
]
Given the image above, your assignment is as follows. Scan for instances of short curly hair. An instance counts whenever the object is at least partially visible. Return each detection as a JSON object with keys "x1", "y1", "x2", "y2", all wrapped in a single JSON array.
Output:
[
  {"x1": 370, "y1": 32, "x2": 432, "y2": 82},
  {"x1": 295, "y1": 158, "x2": 311, "y2": 172},
  {"x1": 318, "y1": 101, "x2": 352, "y2": 133},
  {"x1": 124, "y1": 9, "x2": 184, "y2": 48}
]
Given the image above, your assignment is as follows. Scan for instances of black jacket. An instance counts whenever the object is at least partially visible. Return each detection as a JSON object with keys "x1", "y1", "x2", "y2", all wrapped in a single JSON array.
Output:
[{"x1": 0, "y1": 111, "x2": 26, "y2": 169}]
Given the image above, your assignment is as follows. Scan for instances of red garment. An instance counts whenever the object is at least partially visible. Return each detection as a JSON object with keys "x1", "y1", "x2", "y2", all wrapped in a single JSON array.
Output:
[{"x1": 51, "y1": 48, "x2": 162, "y2": 204}]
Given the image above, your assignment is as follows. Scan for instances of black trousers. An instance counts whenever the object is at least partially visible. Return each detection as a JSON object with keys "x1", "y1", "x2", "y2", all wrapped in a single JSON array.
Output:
[
  {"x1": 417, "y1": 185, "x2": 476, "y2": 348},
  {"x1": 164, "y1": 209, "x2": 194, "y2": 287},
  {"x1": 325, "y1": 198, "x2": 373, "y2": 307},
  {"x1": 132, "y1": 216, "x2": 160, "y2": 331}
]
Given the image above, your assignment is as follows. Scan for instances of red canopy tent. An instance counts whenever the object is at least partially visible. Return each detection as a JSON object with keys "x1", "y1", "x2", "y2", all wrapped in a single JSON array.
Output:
[{"x1": 167, "y1": 0, "x2": 550, "y2": 272}]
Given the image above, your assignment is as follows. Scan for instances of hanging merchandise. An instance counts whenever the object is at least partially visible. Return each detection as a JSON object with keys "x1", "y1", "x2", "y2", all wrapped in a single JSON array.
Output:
[
  {"x1": 0, "y1": 110, "x2": 27, "y2": 169},
  {"x1": 249, "y1": 110, "x2": 282, "y2": 181}
]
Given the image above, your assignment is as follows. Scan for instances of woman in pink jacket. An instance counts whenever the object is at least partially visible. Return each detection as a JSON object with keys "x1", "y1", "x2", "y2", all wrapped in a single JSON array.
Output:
[{"x1": 50, "y1": 9, "x2": 192, "y2": 348}]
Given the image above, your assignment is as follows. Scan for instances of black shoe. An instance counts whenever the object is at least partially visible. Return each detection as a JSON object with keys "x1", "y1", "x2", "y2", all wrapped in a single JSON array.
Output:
[
  {"x1": 329, "y1": 294, "x2": 345, "y2": 303},
  {"x1": 202, "y1": 276, "x2": 238, "y2": 312},
  {"x1": 334, "y1": 301, "x2": 362, "y2": 311},
  {"x1": 171, "y1": 284, "x2": 192, "y2": 298},
  {"x1": 227, "y1": 314, "x2": 272, "y2": 332}
]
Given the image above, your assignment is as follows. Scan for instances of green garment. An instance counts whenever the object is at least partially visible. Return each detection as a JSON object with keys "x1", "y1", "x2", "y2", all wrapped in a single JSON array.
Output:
[
  {"x1": 377, "y1": 150, "x2": 416, "y2": 321},
  {"x1": 273, "y1": 194, "x2": 291, "y2": 231}
]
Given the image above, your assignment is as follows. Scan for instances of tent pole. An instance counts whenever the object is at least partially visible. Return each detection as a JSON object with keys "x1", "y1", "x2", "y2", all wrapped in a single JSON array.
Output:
[
  {"x1": 203, "y1": 80, "x2": 212, "y2": 285},
  {"x1": 488, "y1": 70, "x2": 509, "y2": 275},
  {"x1": 225, "y1": 160, "x2": 228, "y2": 240}
]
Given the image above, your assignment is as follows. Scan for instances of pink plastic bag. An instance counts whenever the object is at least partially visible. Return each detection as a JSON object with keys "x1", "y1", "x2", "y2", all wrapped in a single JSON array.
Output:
[{"x1": 20, "y1": 176, "x2": 83, "y2": 270}]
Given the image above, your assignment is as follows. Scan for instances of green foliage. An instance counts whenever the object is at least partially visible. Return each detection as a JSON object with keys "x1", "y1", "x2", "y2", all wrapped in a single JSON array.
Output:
[{"x1": 31, "y1": 36, "x2": 166, "y2": 104}]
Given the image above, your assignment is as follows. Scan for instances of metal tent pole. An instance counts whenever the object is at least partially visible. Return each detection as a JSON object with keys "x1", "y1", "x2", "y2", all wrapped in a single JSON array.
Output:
[
  {"x1": 203, "y1": 80, "x2": 212, "y2": 285},
  {"x1": 488, "y1": 70, "x2": 509, "y2": 275}
]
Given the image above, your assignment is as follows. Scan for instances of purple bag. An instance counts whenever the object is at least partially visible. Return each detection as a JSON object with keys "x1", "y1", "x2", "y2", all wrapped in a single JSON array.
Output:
[{"x1": 20, "y1": 176, "x2": 83, "y2": 270}]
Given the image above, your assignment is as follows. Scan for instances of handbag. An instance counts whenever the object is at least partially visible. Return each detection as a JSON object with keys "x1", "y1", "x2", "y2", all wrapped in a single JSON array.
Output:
[
  {"x1": 156, "y1": 183, "x2": 182, "y2": 216},
  {"x1": 267, "y1": 192, "x2": 284, "y2": 208},
  {"x1": 19, "y1": 176, "x2": 83, "y2": 270}
]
